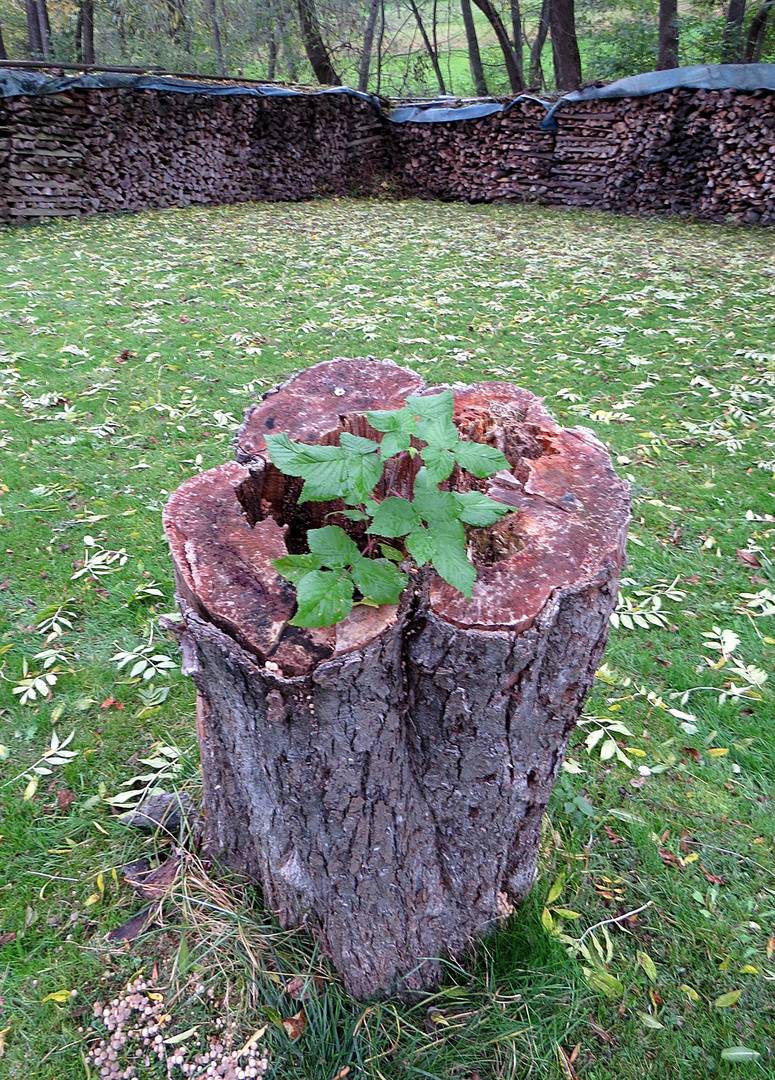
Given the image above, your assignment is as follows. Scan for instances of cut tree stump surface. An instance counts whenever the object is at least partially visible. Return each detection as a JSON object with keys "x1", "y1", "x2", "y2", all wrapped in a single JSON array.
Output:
[{"x1": 163, "y1": 358, "x2": 630, "y2": 999}]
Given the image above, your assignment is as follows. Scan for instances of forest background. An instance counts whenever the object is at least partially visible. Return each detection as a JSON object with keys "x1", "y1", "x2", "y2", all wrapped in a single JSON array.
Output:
[{"x1": 0, "y1": 0, "x2": 774, "y2": 102}]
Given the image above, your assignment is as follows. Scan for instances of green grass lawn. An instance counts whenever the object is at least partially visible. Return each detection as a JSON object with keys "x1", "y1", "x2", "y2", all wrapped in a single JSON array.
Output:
[{"x1": 1, "y1": 198, "x2": 775, "y2": 1079}]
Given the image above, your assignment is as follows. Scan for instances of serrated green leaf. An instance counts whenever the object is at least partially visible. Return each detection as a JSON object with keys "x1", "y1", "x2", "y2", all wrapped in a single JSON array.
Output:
[
  {"x1": 337, "y1": 509, "x2": 369, "y2": 522},
  {"x1": 420, "y1": 445, "x2": 456, "y2": 482},
  {"x1": 351, "y1": 557, "x2": 407, "y2": 605},
  {"x1": 406, "y1": 389, "x2": 454, "y2": 422},
  {"x1": 364, "y1": 406, "x2": 415, "y2": 434},
  {"x1": 431, "y1": 524, "x2": 475, "y2": 600},
  {"x1": 637, "y1": 950, "x2": 658, "y2": 984},
  {"x1": 720, "y1": 1047, "x2": 761, "y2": 1062},
  {"x1": 380, "y1": 430, "x2": 412, "y2": 459},
  {"x1": 367, "y1": 497, "x2": 420, "y2": 538},
  {"x1": 412, "y1": 468, "x2": 458, "y2": 526},
  {"x1": 405, "y1": 526, "x2": 436, "y2": 566},
  {"x1": 296, "y1": 459, "x2": 351, "y2": 503},
  {"x1": 339, "y1": 432, "x2": 380, "y2": 455},
  {"x1": 344, "y1": 450, "x2": 383, "y2": 502},
  {"x1": 307, "y1": 526, "x2": 360, "y2": 568},
  {"x1": 416, "y1": 417, "x2": 459, "y2": 450},
  {"x1": 455, "y1": 440, "x2": 510, "y2": 478},
  {"x1": 454, "y1": 490, "x2": 511, "y2": 526},
  {"x1": 380, "y1": 544, "x2": 403, "y2": 562},
  {"x1": 264, "y1": 432, "x2": 308, "y2": 473},
  {"x1": 290, "y1": 570, "x2": 354, "y2": 628}
]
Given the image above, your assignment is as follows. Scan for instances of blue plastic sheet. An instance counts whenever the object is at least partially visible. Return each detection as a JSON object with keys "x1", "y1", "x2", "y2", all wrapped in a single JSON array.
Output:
[
  {"x1": 541, "y1": 62, "x2": 775, "y2": 129},
  {"x1": 0, "y1": 68, "x2": 382, "y2": 111},
  {"x1": 388, "y1": 94, "x2": 549, "y2": 123}
]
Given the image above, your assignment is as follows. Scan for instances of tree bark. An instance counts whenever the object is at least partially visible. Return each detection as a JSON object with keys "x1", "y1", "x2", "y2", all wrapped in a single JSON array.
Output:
[
  {"x1": 206, "y1": 0, "x2": 227, "y2": 76},
  {"x1": 82, "y1": 0, "x2": 95, "y2": 65},
  {"x1": 164, "y1": 360, "x2": 630, "y2": 1000},
  {"x1": 25, "y1": 0, "x2": 44, "y2": 59},
  {"x1": 510, "y1": 0, "x2": 524, "y2": 86},
  {"x1": 36, "y1": 0, "x2": 52, "y2": 58},
  {"x1": 297, "y1": 0, "x2": 338, "y2": 84},
  {"x1": 721, "y1": 0, "x2": 746, "y2": 62},
  {"x1": 0, "y1": 21, "x2": 8, "y2": 61},
  {"x1": 657, "y1": 0, "x2": 679, "y2": 70},
  {"x1": 461, "y1": 0, "x2": 488, "y2": 95},
  {"x1": 407, "y1": 0, "x2": 447, "y2": 95},
  {"x1": 471, "y1": 0, "x2": 525, "y2": 92},
  {"x1": 529, "y1": 0, "x2": 550, "y2": 88},
  {"x1": 358, "y1": 0, "x2": 381, "y2": 91},
  {"x1": 549, "y1": 0, "x2": 581, "y2": 90},
  {"x1": 745, "y1": 0, "x2": 774, "y2": 61}
]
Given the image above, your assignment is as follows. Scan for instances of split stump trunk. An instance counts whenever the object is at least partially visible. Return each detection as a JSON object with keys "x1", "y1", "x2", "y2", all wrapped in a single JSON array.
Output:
[{"x1": 162, "y1": 359, "x2": 630, "y2": 999}]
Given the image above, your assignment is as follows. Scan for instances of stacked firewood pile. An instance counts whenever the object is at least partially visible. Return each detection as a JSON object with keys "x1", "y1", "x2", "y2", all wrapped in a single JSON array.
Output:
[
  {"x1": 390, "y1": 98, "x2": 554, "y2": 203},
  {"x1": 0, "y1": 88, "x2": 389, "y2": 223},
  {"x1": 1, "y1": 84, "x2": 773, "y2": 225},
  {"x1": 392, "y1": 88, "x2": 775, "y2": 225}
]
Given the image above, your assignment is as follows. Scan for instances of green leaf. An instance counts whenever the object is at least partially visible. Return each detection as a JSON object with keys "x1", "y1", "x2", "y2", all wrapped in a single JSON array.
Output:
[
  {"x1": 454, "y1": 440, "x2": 511, "y2": 478},
  {"x1": 365, "y1": 407, "x2": 415, "y2": 434},
  {"x1": 637, "y1": 950, "x2": 658, "y2": 984},
  {"x1": 454, "y1": 490, "x2": 511, "y2": 526},
  {"x1": 291, "y1": 570, "x2": 354, "y2": 628},
  {"x1": 431, "y1": 522, "x2": 475, "y2": 600},
  {"x1": 714, "y1": 990, "x2": 742, "y2": 1008},
  {"x1": 296, "y1": 459, "x2": 350, "y2": 503},
  {"x1": 637, "y1": 1012, "x2": 664, "y2": 1030},
  {"x1": 380, "y1": 543, "x2": 403, "y2": 562},
  {"x1": 584, "y1": 969, "x2": 623, "y2": 998},
  {"x1": 380, "y1": 430, "x2": 412, "y2": 459},
  {"x1": 273, "y1": 553, "x2": 323, "y2": 584},
  {"x1": 406, "y1": 389, "x2": 454, "y2": 422},
  {"x1": 339, "y1": 432, "x2": 380, "y2": 455},
  {"x1": 337, "y1": 509, "x2": 369, "y2": 522},
  {"x1": 264, "y1": 432, "x2": 309, "y2": 474},
  {"x1": 720, "y1": 1047, "x2": 761, "y2": 1062},
  {"x1": 406, "y1": 526, "x2": 436, "y2": 566},
  {"x1": 351, "y1": 557, "x2": 407, "y2": 605},
  {"x1": 367, "y1": 497, "x2": 420, "y2": 538},
  {"x1": 307, "y1": 526, "x2": 359, "y2": 568},
  {"x1": 345, "y1": 450, "x2": 383, "y2": 502},
  {"x1": 546, "y1": 875, "x2": 564, "y2": 906},
  {"x1": 412, "y1": 469, "x2": 458, "y2": 526},
  {"x1": 416, "y1": 417, "x2": 459, "y2": 450},
  {"x1": 420, "y1": 445, "x2": 456, "y2": 483}
]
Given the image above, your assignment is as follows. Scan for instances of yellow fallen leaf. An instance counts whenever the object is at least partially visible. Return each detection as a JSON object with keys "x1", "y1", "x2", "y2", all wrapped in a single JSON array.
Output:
[
  {"x1": 683, "y1": 852, "x2": 699, "y2": 864},
  {"x1": 714, "y1": 990, "x2": 742, "y2": 1008},
  {"x1": 680, "y1": 984, "x2": 700, "y2": 1001},
  {"x1": 0, "y1": 1024, "x2": 10, "y2": 1058},
  {"x1": 42, "y1": 990, "x2": 71, "y2": 1003},
  {"x1": 741, "y1": 965, "x2": 758, "y2": 974},
  {"x1": 707, "y1": 747, "x2": 729, "y2": 757},
  {"x1": 83, "y1": 893, "x2": 101, "y2": 907}
]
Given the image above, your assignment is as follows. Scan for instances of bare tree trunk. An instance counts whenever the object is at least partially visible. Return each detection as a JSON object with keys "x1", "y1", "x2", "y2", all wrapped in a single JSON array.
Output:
[
  {"x1": 375, "y1": 0, "x2": 385, "y2": 94},
  {"x1": 461, "y1": 0, "x2": 488, "y2": 95},
  {"x1": 745, "y1": 0, "x2": 774, "y2": 60},
  {"x1": 407, "y1": 0, "x2": 447, "y2": 94},
  {"x1": 550, "y1": 0, "x2": 581, "y2": 90},
  {"x1": 36, "y1": 0, "x2": 51, "y2": 58},
  {"x1": 529, "y1": 0, "x2": 550, "y2": 87},
  {"x1": 267, "y1": 36, "x2": 278, "y2": 79},
  {"x1": 657, "y1": 0, "x2": 679, "y2": 69},
  {"x1": 471, "y1": 0, "x2": 525, "y2": 92},
  {"x1": 510, "y1": 0, "x2": 524, "y2": 86},
  {"x1": 0, "y1": 21, "x2": 7, "y2": 61},
  {"x1": 297, "y1": 0, "x2": 338, "y2": 84},
  {"x1": 358, "y1": 0, "x2": 381, "y2": 92},
  {"x1": 25, "y1": 0, "x2": 44, "y2": 59},
  {"x1": 206, "y1": 0, "x2": 227, "y2": 75},
  {"x1": 82, "y1": 0, "x2": 95, "y2": 64},
  {"x1": 721, "y1": 0, "x2": 746, "y2": 61}
]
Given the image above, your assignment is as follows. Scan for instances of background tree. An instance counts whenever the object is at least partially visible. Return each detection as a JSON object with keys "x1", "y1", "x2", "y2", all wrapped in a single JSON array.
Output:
[
  {"x1": 358, "y1": 0, "x2": 381, "y2": 90},
  {"x1": 745, "y1": 0, "x2": 774, "y2": 60},
  {"x1": 657, "y1": 0, "x2": 679, "y2": 68},
  {"x1": 550, "y1": 0, "x2": 582, "y2": 90},
  {"x1": 0, "y1": 18, "x2": 7, "y2": 59},
  {"x1": 406, "y1": 0, "x2": 447, "y2": 94},
  {"x1": 721, "y1": 0, "x2": 746, "y2": 61},
  {"x1": 461, "y1": 0, "x2": 488, "y2": 94},
  {"x1": 297, "y1": 0, "x2": 339, "y2": 83},
  {"x1": 470, "y1": 0, "x2": 525, "y2": 91},
  {"x1": 529, "y1": 0, "x2": 550, "y2": 88}
]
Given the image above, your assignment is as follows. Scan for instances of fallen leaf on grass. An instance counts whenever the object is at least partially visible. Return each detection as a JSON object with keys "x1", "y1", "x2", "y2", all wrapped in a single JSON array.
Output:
[
  {"x1": 57, "y1": 789, "x2": 76, "y2": 811},
  {"x1": 604, "y1": 824, "x2": 623, "y2": 844},
  {"x1": 284, "y1": 977, "x2": 306, "y2": 998},
  {"x1": 281, "y1": 1009, "x2": 306, "y2": 1040},
  {"x1": 42, "y1": 990, "x2": 72, "y2": 1003},
  {"x1": 682, "y1": 746, "x2": 701, "y2": 764},
  {"x1": 721, "y1": 1046, "x2": 760, "y2": 1062},
  {"x1": 714, "y1": 990, "x2": 742, "y2": 1008},
  {"x1": 557, "y1": 1045, "x2": 579, "y2": 1080},
  {"x1": 588, "y1": 1015, "x2": 614, "y2": 1045},
  {"x1": 106, "y1": 905, "x2": 158, "y2": 943},
  {"x1": 100, "y1": 696, "x2": 125, "y2": 710},
  {"x1": 637, "y1": 1011, "x2": 664, "y2": 1030},
  {"x1": 699, "y1": 864, "x2": 726, "y2": 886},
  {"x1": 736, "y1": 549, "x2": 762, "y2": 568},
  {"x1": 0, "y1": 1025, "x2": 10, "y2": 1059},
  {"x1": 124, "y1": 855, "x2": 180, "y2": 900},
  {"x1": 0, "y1": 932, "x2": 17, "y2": 946}
]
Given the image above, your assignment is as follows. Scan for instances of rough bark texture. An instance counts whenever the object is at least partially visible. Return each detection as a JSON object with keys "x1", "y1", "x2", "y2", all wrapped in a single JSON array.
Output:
[
  {"x1": 461, "y1": 0, "x2": 488, "y2": 96},
  {"x1": 471, "y1": 0, "x2": 525, "y2": 92},
  {"x1": 657, "y1": 0, "x2": 680, "y2": 70},
  {"x1": 163, "y1": 359, "x2": 630, "y2": 999},
  {"x1": 549, "y1": 0, "x2": 582, "y2": 91}
]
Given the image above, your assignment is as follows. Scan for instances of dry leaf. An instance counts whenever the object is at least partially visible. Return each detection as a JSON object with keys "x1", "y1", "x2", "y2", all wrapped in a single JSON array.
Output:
[
  {"x1": 57, "y1": 789, "x2": 77, "y2": 812},
  {"x1": 281, "y1": 1009, "x2": 306, "y2": 1041},
  {"x1": 557, "y1": 1044, "x2": 579, "y2": 1080},
  {"x1": 0, "y1": 932, "x2": 17, "y2": 946},
  {"x1": 736, "y1": 549, "x2": 762, "y2": 568}
]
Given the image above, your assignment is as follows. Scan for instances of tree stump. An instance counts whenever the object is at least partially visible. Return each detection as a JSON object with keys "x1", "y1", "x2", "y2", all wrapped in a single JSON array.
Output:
[{"x1": 162, "y1": 358, "x2": 630, "y2": 999}]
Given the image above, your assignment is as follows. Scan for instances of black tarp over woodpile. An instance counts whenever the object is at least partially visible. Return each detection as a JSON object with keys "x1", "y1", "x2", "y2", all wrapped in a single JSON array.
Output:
[{"x1": 162, "y1": 359, "x2": 631, "y2": 999}]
